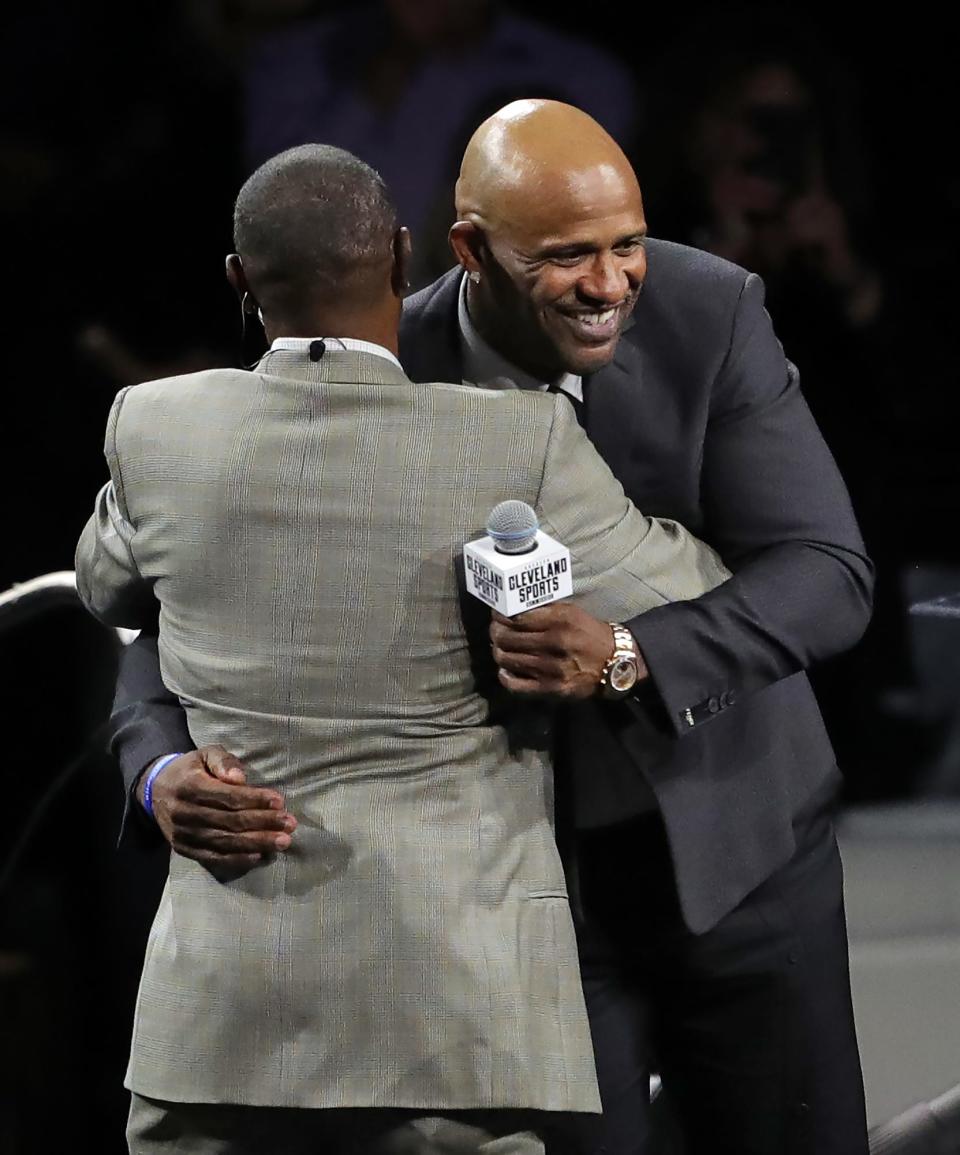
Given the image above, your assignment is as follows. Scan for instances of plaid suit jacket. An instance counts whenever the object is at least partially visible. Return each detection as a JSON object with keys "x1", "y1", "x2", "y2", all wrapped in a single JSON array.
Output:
[{"x1": 76, "y1": 346, "x2": 727, "y2": 1110}]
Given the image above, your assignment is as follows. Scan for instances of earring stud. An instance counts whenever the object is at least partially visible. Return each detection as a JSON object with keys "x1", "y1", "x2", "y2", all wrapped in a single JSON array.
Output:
[{"x1": 469, "y1": 271, "x2": 481, "y2": 284}]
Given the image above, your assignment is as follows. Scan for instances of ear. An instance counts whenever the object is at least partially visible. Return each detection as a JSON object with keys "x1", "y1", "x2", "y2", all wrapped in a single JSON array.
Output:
[
  {"x1": 391, "y1": 226, "x2": 413, "y2": 298},
  {"x1": 225, "y1": 254, "x2": 258, "y2": 312},
  {"x1": 448, "y1": 220, "x2": 485, "y2": 275}
]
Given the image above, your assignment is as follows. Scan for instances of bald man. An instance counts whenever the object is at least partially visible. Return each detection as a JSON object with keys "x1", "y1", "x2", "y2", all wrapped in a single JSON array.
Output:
[{"x1": 109, "y1": 104, "x2": 872, "y2": 1154}]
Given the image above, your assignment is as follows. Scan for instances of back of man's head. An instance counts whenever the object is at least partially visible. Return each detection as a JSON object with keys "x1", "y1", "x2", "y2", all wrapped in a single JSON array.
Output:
[{"x1": 233, "y1": 144, "x2": 399, "y2": 325}]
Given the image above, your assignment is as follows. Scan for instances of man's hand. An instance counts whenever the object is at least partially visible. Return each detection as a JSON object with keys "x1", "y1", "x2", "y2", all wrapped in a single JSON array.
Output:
[
  {"x1": 489, "y1": 602, "x2": 648, "y2": 698},
  {"x1": 136, "y1": 745, "x2": 297, "y2": 880}
]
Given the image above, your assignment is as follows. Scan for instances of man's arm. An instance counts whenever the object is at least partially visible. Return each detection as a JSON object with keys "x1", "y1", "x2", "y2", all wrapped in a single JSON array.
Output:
[
  {"x1": 78, "y1": 389, "x2": 296, "y2": 872},
  {"x1": 75, "y1": 388, "x2": 156, "y2": 628},
  {"x1": 109, "y1": 627, "x2": 193, "y2": 845},
  {"x1": 621, "y1": 272, "x2": 873, "y2": 735},
  {"x1": 493, "y1": 274, "x2": 873, "y2": 726},
  {"x1": 491, "y1": 394, "x2": 731, "y2": 696}
]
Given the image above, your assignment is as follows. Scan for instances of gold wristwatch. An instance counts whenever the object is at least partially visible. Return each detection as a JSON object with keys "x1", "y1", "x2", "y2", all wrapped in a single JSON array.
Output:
[{"x1": 598, "y1": 623, "x2": 640, "y2": 699}]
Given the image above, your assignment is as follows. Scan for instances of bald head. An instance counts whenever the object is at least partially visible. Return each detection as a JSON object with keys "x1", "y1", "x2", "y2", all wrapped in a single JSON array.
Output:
[
  {"x1": 450, "y1": 100, "x2": 647, "y2": 379},
  {"x1": 456, "y1": 99, "x2": 641, "y2": 232},
  {"x1": 233, "y1": 144, "x2": 399, "y2": 323}
]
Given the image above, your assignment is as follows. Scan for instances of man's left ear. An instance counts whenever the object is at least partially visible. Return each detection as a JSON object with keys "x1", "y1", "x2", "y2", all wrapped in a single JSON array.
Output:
[
  {"x1": 226, "y1": 254, "x2": 258, "y2": 312},
  {"x1": 391, "y1": 227, "x2": 413, "y2": 297}
]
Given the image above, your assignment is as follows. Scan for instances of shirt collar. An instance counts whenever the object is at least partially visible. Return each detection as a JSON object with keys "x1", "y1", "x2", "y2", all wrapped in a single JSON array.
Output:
[
  {"x1": 456, "y1": 273, "x2": 583, "y2": 403},
  {"x1": 269, "y1": 336, "x2": 403, "y2": 371}
]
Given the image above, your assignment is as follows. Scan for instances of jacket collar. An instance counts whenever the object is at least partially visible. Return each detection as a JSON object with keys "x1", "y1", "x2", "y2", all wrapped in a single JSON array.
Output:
[
  {"x1": 399, "y1": 265, "x2": 645, "y2": 412},
  {"x1": 400, "y1": 267, "x2": 464, "y2": 385},
  {"x1": 399, "y1": 270, "x2": 534, "y2": 396},
  {"x1": 254, "y1": 344, "x2": 412, "y2": 388}
]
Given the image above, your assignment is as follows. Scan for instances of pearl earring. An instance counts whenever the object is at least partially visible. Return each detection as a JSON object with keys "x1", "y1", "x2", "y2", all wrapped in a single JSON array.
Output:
[{"x1": 469, "y1": 271, "x2": 481, "y2": 284}]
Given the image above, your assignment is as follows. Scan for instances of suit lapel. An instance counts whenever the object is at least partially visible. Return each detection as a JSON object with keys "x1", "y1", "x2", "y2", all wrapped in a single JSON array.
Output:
[
  {"x1": 584, "y1": 330, "x2": 646, "y2": 480},
  {"x1": 400, "y1": 268, "x2": 465, "y2": 384},
  {"x1": 400, "y1": 270, "x2": 648, "y2": 451}
]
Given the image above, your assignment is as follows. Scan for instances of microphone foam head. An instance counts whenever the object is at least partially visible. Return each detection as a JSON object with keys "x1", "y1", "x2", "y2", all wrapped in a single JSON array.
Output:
[{"x1": 486, "y1": 500, "x2": 539, "y2": 554}]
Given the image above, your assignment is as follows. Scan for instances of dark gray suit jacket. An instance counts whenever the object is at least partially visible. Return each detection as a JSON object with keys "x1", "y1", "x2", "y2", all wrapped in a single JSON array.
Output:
[
  {"x1": 110, "y1": 239, "x2": 872, "y2": 934},
  {"x1": 398, "y1": 242, "x2": 873, "y2": 933}
]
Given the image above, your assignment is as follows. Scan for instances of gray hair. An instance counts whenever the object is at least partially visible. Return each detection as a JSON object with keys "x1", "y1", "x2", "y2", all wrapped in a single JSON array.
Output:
[{"x1": 233, "y1": 144, "x2": 398, "y2": 315}]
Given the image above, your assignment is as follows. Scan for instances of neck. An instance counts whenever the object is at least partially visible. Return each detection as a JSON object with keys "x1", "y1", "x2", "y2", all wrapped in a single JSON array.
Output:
[
  {"x1": 465, "y1": 281, "x2": 561, "y2": 382},
  {"x1": 265, "y1": 314, "x2": 399, "y2": 356}
]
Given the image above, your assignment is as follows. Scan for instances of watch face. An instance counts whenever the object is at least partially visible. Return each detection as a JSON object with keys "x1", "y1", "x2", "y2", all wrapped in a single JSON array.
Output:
[{"x1": 610, "y1": 657, "x2": 638, "y2": 692}]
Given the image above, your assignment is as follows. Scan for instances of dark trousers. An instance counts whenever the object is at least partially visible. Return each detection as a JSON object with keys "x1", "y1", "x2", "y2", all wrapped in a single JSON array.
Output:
[{"x1": 571, "y1": 801, "x2": 869, "y2": 1155}]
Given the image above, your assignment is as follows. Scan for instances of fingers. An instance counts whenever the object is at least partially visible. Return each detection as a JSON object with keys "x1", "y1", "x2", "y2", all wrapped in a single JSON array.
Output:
[
  {"x1": 169, "y1": 747, "x2": 285, "y2": 812},
  {"x1": 489, "y1": 606, "x2": 574, "y2": 657},
  {"x1": 149, "y1": 748, "x2": 298, "y2": 866},
  {"x1": 495, "y1": 651, "x2": 596, "y2": 699},
  {"x1": 490, "y1": 622, "x2": 558, "y2": 658},
  {"x1": 491, "y1": 604, "x2": 569, "y2": 632},
  {"x1": 171, "y1": 820, "x2": 292, "y2": 858},
  {"x1": 490, "y1": 602, "x2": 607, "y2": 701},
  {"x1": 497, "y1": 666, "x2": 560, "y2": 696},
  {"x1": 497, "y1": 665, "x2": 596, "y2": 700},
  {"x1": 491, "y1": 646, "x2": 563, "y2": 682},
  {"x1": 514, "y1": 604, "x2": 571, "y2": 628},
  {"x1": 153, "y1": 749, "x2": 283, "y2": 811},
  {"x1": 489, "y1": 603, "x2": 583, "y2": 654},
  {"x1": 168, "y1": 799, "x2": 295, "y2": 836},
  {"x1": 186, "y1": 775, "x2": 286, "y2": 813},
  {"x1": 164, "y1": 799, "x2": 296, "y2": 863},
  {"x1": 200, "y1": 744, "x2": 249, "y2": 786},
  {"x1": 490, "y1": 604, "x2": 587, "y2": 669}
]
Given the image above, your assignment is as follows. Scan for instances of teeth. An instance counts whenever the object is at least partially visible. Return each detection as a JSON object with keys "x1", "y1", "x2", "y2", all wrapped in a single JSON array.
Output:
[{"x1": 577, "y1": 309, "x2": 616, "y2": 326}]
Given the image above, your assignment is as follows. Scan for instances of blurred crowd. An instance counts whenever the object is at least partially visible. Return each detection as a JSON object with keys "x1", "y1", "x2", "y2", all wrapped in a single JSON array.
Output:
[{"x1": 1, "y1": 2, "x2": 958, "y2": 1150}]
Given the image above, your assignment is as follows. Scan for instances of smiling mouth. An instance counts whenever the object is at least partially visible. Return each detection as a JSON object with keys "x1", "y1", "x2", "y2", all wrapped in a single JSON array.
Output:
[{"x1": 556, "y1": 305, "x2": 625, "y2": 344}]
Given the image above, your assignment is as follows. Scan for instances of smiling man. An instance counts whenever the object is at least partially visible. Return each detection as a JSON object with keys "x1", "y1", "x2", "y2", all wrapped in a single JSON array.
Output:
[
  {"x1": 449, "y1": 101, "x2": 647, "y2": 377},
  {"x1": 110, "y1": 101, "x2": 873, "y2": 1155}
]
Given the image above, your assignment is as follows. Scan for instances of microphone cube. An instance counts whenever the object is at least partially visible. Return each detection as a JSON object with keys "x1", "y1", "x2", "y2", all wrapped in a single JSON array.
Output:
[{"x1": 463, "y1": 530, "x2": 572, "y2": 616}]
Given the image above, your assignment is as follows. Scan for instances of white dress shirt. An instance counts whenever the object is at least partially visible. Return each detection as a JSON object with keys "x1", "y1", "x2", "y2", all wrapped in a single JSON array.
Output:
[{"x1": 269, "y1": 335, "x2": 403, "y2": 370}]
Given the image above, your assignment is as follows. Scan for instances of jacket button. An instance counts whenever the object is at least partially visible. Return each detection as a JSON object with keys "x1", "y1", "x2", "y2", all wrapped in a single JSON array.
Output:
[
  {"x1": 708, "y1": 697, "x2": 720, "y2": 714},
  {"x1": 726, "y1": 689, "x2": 737, "y2": 706}
]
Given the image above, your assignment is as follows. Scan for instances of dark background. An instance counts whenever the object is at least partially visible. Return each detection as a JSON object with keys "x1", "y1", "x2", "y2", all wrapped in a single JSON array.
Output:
[{"x1": 1, "y1": 2, "x2": 957, "y2": 1151}]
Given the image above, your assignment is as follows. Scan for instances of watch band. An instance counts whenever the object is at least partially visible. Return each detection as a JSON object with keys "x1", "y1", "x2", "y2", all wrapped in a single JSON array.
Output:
[{"x1": 599, "y1": 623, "x2": 639, "y2": 697}]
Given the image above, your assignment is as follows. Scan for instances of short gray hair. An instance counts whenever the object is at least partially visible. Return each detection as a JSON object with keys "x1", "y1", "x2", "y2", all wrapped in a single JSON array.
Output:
[{"x1": 233, "y1": 144, "x2": 398, "y2": 315}]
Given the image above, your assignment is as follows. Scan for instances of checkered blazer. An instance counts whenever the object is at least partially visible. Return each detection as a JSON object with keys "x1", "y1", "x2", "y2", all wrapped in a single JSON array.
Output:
[{"x1": 76, "y1": 346, "x2": 727, "y2": 1110}]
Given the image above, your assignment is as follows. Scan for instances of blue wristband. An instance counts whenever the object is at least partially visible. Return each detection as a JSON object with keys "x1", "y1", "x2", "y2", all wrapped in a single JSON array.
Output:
[{"x1": 143, "y1": 753, "x2": 184, "y2": 820}]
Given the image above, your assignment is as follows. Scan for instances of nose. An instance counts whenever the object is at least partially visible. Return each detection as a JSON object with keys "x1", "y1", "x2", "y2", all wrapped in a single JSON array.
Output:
[{"x1": 578, "y1": 252, "x2": 630, "y2": 304}]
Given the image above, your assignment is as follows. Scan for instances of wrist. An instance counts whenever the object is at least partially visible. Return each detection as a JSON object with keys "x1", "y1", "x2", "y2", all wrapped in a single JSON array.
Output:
[
  {"x1": 140, "y1": 753, "x2": 183, "y2": 820},
  {"x1": 598, "y1": 623, "x2": 642, "y2": 700}
]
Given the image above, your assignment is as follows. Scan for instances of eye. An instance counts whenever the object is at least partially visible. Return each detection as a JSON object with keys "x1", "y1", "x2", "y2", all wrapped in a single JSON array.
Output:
[
  {"x1": 548, "y1": 253, "x2": 586, "y2": 267},
  {"x1": 614, "y1": 240, "x2": 645, "y2": 257}
]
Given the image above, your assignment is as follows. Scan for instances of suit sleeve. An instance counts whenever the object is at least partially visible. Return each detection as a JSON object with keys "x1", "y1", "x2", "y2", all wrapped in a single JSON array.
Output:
[
  {"x1": 76, "y1": 389, "x2": 194, "y2": 839},
  {"x1": 534, "y1": 395, "x2": 730, "y2": 618},
  {"x1": 110, "y1": 627, "x2": 193, "y2": 845},
  {"x1": 626, "y1": 272, "x2": 874, "y2": 737},
  {"x1": 75, "y1": 388, "x2": 156, "y2": 628}
]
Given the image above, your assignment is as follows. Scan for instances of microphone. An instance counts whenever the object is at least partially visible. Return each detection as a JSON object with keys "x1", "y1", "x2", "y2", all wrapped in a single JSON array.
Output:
[
  {"x1": 486, "y1": 499, "x2": 539, "y2": 553},
  {"x1": 463, "y1": 500, "x2": 572, "y2": 616}
]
